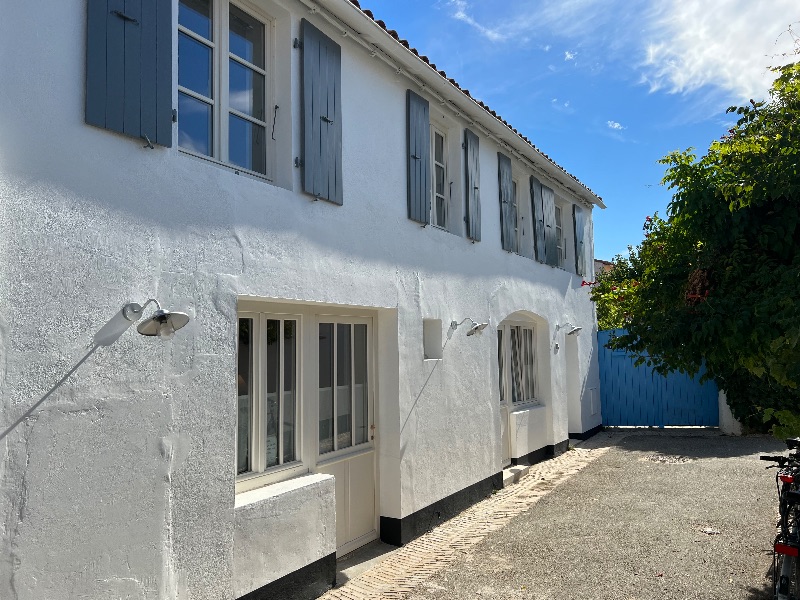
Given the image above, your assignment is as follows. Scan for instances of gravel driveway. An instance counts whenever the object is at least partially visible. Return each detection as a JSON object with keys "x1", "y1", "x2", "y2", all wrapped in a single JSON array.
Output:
[{"x1": 407, "y1": 432, "x2": 784, "y2": 600}]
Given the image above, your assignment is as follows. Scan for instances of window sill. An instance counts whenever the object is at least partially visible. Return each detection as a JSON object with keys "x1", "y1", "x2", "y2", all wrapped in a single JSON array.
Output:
[
  {"x1": 235, "y1": 461, "x2": 308, "y2": 495},
  {"x1": 179, "y1": 148, "x2": 275, "y2": 185},
  {"x1": 234, "y1": 472, "x2": 333, "y2": 509},
  {"x1": 510, "y1": 400, "x2": 545, "y2": 414}
]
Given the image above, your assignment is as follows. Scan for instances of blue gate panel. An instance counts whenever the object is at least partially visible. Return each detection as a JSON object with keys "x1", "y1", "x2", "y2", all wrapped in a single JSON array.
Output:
[{"x1": 598, "y1": 329, "x2": 719, "y2": 427}]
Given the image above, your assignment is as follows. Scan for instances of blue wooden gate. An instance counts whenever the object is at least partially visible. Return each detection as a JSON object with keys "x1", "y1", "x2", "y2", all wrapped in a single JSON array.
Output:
[{"x1": 598, "y1": 329, "x2": 719, "y2": 427}]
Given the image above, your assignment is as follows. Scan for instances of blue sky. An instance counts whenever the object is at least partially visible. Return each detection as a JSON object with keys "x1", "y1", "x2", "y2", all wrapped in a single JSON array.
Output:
[{"x1": 360, "y1": 0, "x2": 799, "y2": 260}]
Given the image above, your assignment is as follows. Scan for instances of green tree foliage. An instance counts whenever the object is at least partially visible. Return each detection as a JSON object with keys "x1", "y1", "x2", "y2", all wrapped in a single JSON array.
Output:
[{"x1": 592, "y1": 63, "x2": 800, "y2": 435}]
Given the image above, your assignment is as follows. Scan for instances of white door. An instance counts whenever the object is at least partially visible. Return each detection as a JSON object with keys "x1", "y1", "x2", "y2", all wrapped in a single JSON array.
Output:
[{"x1": 314, "y1": 318, "x2": 377, "y2": 555}]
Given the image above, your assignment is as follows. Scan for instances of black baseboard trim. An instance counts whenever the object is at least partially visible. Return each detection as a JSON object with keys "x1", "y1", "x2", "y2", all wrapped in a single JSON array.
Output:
[
  {"x1": 568, "y1": 424, "x2": 603, "y2": 441},
  {"x1": 237, "y1": 552, "x2": 336, "y2": 600},
  {"x1": 511, "y1": 439, "x2": 570, "y2": 466},
  {"x1": 380, "y1": 471, "x2": 503, "y2": 546}
]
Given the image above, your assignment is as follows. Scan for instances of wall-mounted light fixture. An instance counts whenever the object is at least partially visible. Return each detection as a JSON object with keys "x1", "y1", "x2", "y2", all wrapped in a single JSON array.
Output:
[
  {"x1": 552, "y1": 322, "x2": 581, "y2": 353},
  {"x1": 123, "y1": 299, "x2": 191, "y2": 340},
  {"x1": 556, "y1": 322, "x2": 582, "y2": 336},
  {"x1": 450, "y1": 318, "x2": 489, "y2": 337},
  {"x1": 1, "y1": 298, "x2": 191, "y2": 442}
]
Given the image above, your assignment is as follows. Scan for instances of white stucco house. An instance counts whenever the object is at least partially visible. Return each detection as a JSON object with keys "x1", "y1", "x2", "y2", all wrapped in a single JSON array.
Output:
[{"x1": 0, "y1": 0, "x2": 606, "y2": 598}]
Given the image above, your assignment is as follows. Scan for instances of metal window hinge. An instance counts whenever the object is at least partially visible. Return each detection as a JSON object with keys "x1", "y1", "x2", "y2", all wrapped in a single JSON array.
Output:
[
  {"x1": 411, "y1": 154, "x2": 420, "y2": 160},
  {"x1": 293, "y1": 38, "x2": 303, "y2": 49},
  {"x1": 172, "y1": 109, "x2": 178, "y2": 123},
  {"x1": 294, "y1": 157, "x2": 303, "y2": 168},
  {"x1": 320, "y1": 115, "x2": 333, "y2": 124},
  {"x1": 142, "y1": 134, "x2": 155, "y2": 149}
]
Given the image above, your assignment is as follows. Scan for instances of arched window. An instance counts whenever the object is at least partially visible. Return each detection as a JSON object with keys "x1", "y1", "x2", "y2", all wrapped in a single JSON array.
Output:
[{"x1": 497, "y1": 320, "x2": 538, "y2": 405}]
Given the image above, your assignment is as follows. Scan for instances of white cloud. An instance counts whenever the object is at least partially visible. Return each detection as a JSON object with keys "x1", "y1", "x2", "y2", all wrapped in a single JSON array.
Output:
[
  {"x1": 607, "y1": 120, "x2": 625, "y2": 130},
  {"x1": 542, "y1": 44, "x2": 552, "y2": 52},
  {"x1": 447, "y1": 0, "x2": 504, "y2": 42},
  {"x1": 641, "y1": 1, "x2": 798, "y2": 101},
  {"x1": 441, "y1": 0, "x2": 799, "y2": 103}
]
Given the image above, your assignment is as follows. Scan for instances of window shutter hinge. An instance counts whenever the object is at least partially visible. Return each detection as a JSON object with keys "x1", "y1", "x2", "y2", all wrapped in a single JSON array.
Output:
[
  {"x1": 293, "y1": 38, "x2": 303, "y2": 49},
  {"x1": 294, "y1": 157, "x2": 303, "y2": 168},
  {"x1": 172, "y1": 109, "x2": 177, "y2": 123}
]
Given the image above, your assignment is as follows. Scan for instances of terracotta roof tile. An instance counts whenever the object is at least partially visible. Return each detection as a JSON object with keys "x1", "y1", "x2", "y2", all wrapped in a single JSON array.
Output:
[{"x1": 344, "y1": 0, "x2": 601, "y2": 202}]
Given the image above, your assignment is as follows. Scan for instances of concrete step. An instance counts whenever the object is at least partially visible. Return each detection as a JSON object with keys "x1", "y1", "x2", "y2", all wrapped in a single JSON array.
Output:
[{"x1": 501, "y1": 464, "x2": 530, "y2": 488}]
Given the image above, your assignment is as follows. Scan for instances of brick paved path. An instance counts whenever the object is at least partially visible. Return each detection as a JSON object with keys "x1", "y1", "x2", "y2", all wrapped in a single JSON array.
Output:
[{"x1": 321, "y1": 439, "x2": 612, "y2": 600}]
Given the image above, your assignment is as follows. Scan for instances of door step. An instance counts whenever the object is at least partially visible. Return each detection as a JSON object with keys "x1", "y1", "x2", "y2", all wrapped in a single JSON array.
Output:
[{"x1": 501, "y1": 464, "x2": 530, "y2": 488}]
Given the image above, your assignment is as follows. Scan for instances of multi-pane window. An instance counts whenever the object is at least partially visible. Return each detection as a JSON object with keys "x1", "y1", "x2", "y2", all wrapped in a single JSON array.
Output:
[
  {"x1": 497, "y1": 322, "x2": 537, "y2": 405},
  {"x1": 555, "y1": 205, "x2": 564, "y2": 267},
  {"x1": 318, "y1": 322, "x2": 370, "y2": 455},
  {"x1": 431, "y1": 126, "x2": 448, "y2": 228},
  {"x1": 178, "y1": 0, "x2": 269, "y2": 176},
  {"x1": 237, "y1": 315, "x2": 298, "y2": 476}
]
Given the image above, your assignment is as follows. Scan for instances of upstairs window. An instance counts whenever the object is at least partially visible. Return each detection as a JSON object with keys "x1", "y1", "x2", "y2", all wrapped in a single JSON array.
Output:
[
  {"x1": 178, "y1": 0, "x2": 271, "y2": 177},
  {"x1": 431, "y1": 126, "x2": 448, "y2": 228},
  {"x1": 555, "y1": 204, "x2": 564, "y2": 268}
]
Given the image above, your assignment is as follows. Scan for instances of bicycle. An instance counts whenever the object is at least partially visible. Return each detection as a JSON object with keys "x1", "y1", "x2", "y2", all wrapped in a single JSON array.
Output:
[{"x1": 761, "y1": 438, "x2": 800, "y2": 600}]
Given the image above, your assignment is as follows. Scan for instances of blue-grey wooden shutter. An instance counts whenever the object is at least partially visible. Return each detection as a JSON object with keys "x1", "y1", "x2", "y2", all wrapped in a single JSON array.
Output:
[
  {"x1": 301, "y1": 19, "x2": 343, "y2": 205},
  {"x1": 541, "y1": 184, "x2": 558, "y2": 266},
  {"x1": 529, "y1": 176, "x2": 544, "y2": 262},
  {"x1": 573, "y1": 204, "x2": 587, "y2": 276},
  {"x1": 464, "y1": 128, "x2": 481, "y2": 241},
  {"x1": 497, "y1": 153, "x2": 516, "y2": 252},
  {"x1": 86, "y1": 0, "x2": 172, "y2": 147},
  {"x1": 407, "y1": 90, "x2": 431, "y2": 225}
]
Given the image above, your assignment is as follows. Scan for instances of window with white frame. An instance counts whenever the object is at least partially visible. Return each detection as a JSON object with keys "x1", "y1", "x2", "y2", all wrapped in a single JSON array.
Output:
[
  {"x1": 318, "y1": 321, "x2": 371, "y2": 455},
  {"x1": 431, "y1": 125, "x2": 448, "y2": 228},
  {"x1": 555, "y1": 204, "x2": 565, "y2": 267},
  {"x1": 237, "y1": 313, "x2": 299, "y2": 477},
  {"x1": 178, "y1": 0, "x2": 272, "y2": 177},
  {"x1": 497, "y1": 322, "x2": 537, "y2": 405}
]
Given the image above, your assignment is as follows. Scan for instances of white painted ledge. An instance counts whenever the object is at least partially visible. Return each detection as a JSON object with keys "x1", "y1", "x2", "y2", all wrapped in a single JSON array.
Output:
[{"x1": 234, "y1": 473, "x2": 336, "y2": 598}]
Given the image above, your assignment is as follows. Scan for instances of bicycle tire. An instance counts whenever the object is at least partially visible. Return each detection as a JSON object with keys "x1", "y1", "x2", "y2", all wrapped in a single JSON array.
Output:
[{"x1": 774, "y1": 552, "x2": 798, "y2": 600}]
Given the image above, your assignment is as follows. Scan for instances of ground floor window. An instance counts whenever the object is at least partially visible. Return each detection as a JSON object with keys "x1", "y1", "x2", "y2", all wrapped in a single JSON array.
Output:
[
  {"x1": 236, "y1": 303, "x2": 375, "y2": 493},
  {"x1": 237, "y1": 313, "x2": 299, "y2": 476},
  {"x1": 497, "y1": 321, "x2": 537, "y2": 405}
]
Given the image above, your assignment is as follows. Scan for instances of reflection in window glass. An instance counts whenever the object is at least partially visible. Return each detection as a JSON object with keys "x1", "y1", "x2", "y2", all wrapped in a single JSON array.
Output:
[
  {"x1": 229, "y1": 5, "x2": 265, "y2": 68},
  {"x1": 265, "y1": 320, "x2": 280, "y2": 468},
  {"x1": 178, "y1": 93, "x2": 212, "y2": 156},
  {"x1": 178, "y1": 33, "x2": 213, "y2": 98},
  {"x1": 353, "y1": 325, "x2": 368, "y2": 445},
  {"x1": 283, "y1": 320, "x2": 297, "y2": 464},
  {"x1": 179, "y1": 0, "x2": 212, "y2": 39},
  {"x1": 337, "y1": 324, "x2": 352, "y2": 450},
  {"x1": 229, "y1": 60, "x2": 265, "y2": 120},
  {"x1": 319, "y1": 323, "x2": 334, "y2": 454},
  {"x1": 229, "y1": 115, "x2": 266, "y2": 174},
  {"x1": 237, "y1": 318, "x2": 253, "y2": 475}
]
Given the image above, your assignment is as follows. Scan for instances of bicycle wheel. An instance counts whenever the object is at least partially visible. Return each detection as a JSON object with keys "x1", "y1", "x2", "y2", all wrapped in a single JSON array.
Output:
[{"x1": 775, "y1": 552, "x2": 799, "y2": 600}]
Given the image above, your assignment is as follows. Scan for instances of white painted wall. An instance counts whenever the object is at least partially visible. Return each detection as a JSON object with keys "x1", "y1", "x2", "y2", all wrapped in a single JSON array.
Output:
[
  {"x1": 0, "y1": 1, "x2": 602, "y2": 598},
  {"x1": 718, "y1": 390, "x2": 743, "y2": 436},
  {"x1": 234, "y1": 474, "x2": 336, "y2": 598}
]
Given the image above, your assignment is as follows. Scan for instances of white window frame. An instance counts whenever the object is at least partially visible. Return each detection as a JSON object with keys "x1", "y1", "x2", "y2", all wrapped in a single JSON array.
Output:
[
  {"x1": 178, "y1": 0, "x2": 276, "y2": 181},
  {"x1": 555, "y1": 204, "x2": 565, "y2": 268},
  {"x1": 315, "y1": 315, "x2": 374, "y2": 464},
  {"x1": 497, "y1": 321, "x2": 539, "y2": 406},
  {"x1": 430, "y1": 124, "x2": 449, "y2": 229},
  {"x1": 236, "y1": 310, "x2": 305, "y2": 493}
]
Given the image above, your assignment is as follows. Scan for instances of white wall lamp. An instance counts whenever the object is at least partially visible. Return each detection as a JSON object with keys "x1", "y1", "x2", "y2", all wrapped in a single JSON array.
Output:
[
  {"x1": 123, "y1": 299, "x2": 191, "y2": 340},
  {"x1": 552, "y1": 322, "x2": 582, "y2": 352},
  {"x1": 450, "y1": 318, "x2": 489, "y2": 337},
  {"x1": 0, "y1": 298, "x2": 190, "y2": 442}
]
